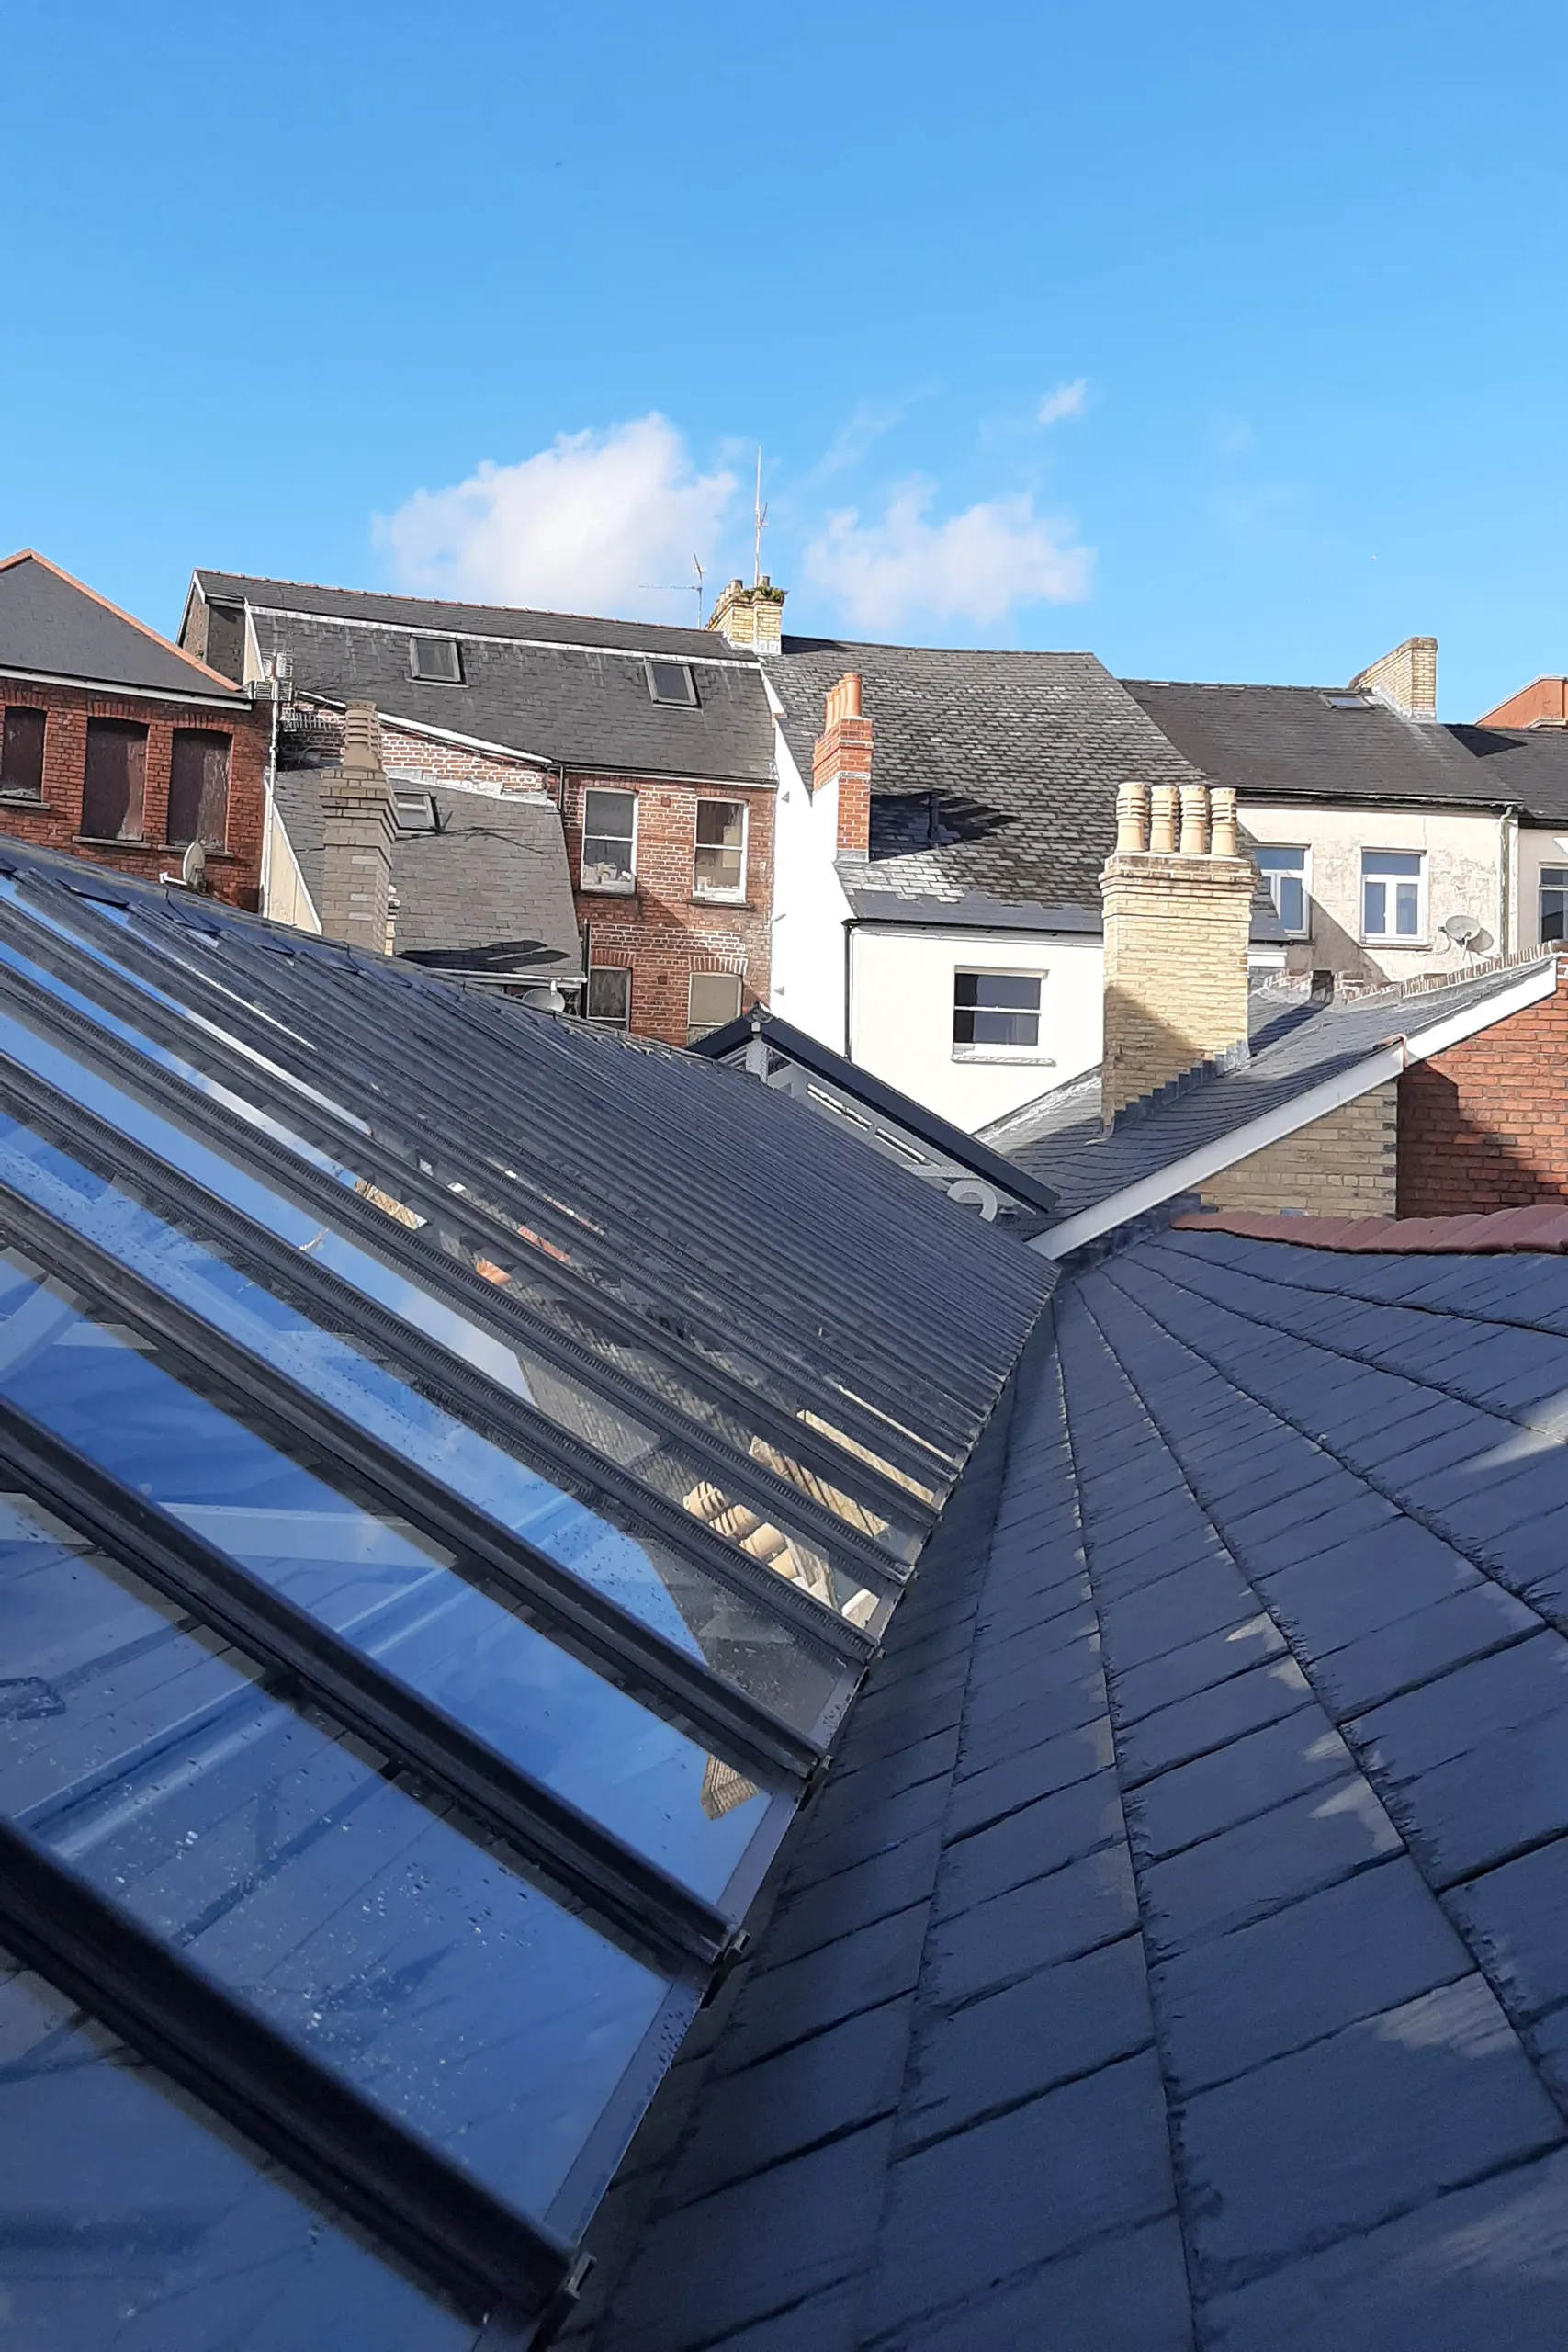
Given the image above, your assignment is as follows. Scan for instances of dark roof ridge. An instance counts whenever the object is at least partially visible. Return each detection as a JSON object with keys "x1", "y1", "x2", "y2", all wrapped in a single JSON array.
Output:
[{"x1": 1, "y1": 548, "x2": 245, "y2": 700}]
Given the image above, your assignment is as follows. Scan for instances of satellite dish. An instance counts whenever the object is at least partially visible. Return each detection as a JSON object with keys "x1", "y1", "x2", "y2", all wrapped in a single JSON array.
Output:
[{"x1": 180, "y1": 841, "x2": 208, "y2": 892}]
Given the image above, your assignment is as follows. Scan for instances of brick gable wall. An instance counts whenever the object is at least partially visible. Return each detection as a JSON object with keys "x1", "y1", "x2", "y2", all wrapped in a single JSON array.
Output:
[
  {"x1": 0, "y1": 679, "x2": 268, "y2": 907},
  {"x1": 1201, "y1": 1082, "x2": 1399, "y2": 1216},
  {"x1": 1397, "y1": 960, "x2": 1568, "y2": 1214}
]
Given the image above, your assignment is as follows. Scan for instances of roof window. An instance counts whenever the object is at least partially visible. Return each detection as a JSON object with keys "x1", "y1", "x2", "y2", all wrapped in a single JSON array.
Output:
[
  {"x1": 1323, "y1": 691, "x2": 1375, "y2": 709},
  {"x1": 409, "y1": 636, "x2": 463, "y2": 684},
  {"x1": 393, "y1": 790, "x2": 437, "y2": 833},
  {"x1": 647, "y1": 660, "x2": 698, "y2": 707}
]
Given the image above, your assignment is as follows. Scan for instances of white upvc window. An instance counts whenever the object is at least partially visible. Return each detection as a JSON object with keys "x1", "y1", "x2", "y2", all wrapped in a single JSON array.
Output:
[
  {"x1": 1255, "y1": 844, "x2": 1311, "y2": 936},
  {"x1": 694, "y1": 798, "x2": 747, "y2": 899},
  {"x1": 1540, "y1": 866, "x2": 1568, "y2": 946},
  {"x1": 581, "y1": 788, "x2": 637, "y2": 894},
  {"x1": 1361, "y1": 850, "x2": 1426, "y2": 943},
  {"x1": 687, "y1": 970, "x2": 742, "y2": 1045},
  {"x1": 952, "y1": 969, "x2": 1046, "y2": 1060}
]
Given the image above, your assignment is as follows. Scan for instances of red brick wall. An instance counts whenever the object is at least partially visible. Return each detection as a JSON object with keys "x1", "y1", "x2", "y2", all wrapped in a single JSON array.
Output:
[
  {"x1": 1397, "y1": 961, "x2": 1568, "y2": 1213},
  {"x1": 564, "y1": 772, "x2": 775, "y2": 1046},
  {"x1": 1476, "y1": 678, "x2": 1568, "y2": 729},
  {"x1": 380, "y1": 721, "x2": 553, "y2": 796},
  {"x1": 0, "y1": 679, "x2": 268, "y2": 909}
]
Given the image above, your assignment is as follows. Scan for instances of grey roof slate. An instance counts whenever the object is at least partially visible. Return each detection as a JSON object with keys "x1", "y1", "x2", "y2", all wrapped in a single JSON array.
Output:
[
  {"x1": 0, "y1": 551, "x2": 245, "y2": 704},
  {"x1": 274, "y1": 772, "x2": 584, "y2": 978},
  {"x1": 1128, "y1": 676, "x2": 1568, "y2": 827},
  {"x1": 194, "y1": 573, "x2": 776, "y2": 785},
  {"x1": 982, "y1": 957, "x2": 1551, "y2": 1216},
  {"x1": 773, "y1": 637, "x2": 1207, "y2": 921},
  {"x1": 574, "y1": 1224, "x2": 1568, "y2": 2348}
]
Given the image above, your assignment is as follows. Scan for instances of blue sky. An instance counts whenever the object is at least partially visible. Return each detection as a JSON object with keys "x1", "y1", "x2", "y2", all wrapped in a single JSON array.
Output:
[{"x1": 5, "y1": 1, "x2": 1564, "y2": 715}]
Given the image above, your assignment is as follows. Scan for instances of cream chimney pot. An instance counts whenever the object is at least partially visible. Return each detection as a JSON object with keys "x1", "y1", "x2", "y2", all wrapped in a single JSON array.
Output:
[
  {"x1": 1179, "y1": 782, "x2": 1211, "y2": 857},
  {"x1": 1148, "y1": 784, "x2": 1179, "y2": 854},
  {"x1": 1115, "y1": 780, "x2": 1149, "y2": 854}
]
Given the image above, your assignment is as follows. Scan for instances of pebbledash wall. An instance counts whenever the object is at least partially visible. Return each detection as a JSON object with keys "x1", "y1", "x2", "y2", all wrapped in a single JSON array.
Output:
[
  {"x1": 1397, "y1": 957, "x2": 1568, "y2": 1215},
  {"x1": 0, "y1": 679, "x2": 267, "y2": 907}
]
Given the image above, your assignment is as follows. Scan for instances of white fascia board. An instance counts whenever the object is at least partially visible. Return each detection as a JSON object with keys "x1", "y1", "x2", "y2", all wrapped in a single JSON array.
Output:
[{"x1": 1030, "y1": 958, "x2": 1559, "y2": 1261}]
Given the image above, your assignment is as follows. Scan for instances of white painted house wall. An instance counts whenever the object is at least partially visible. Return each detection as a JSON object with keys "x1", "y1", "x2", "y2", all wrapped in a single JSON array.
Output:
[
  {"x1": 1240, "y1": 802, "x2": 1506, "y2": 980},
  {"x1": 766, "y1": 688, "x2": 854, "y2": 1048}
]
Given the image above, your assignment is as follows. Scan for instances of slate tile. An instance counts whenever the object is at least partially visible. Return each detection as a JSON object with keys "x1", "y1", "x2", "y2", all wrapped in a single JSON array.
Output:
[
  {"x1": 1127, "y1": 1708, "x2": 1351, "y2": 1863},
  {"x1": 1445, "y1": 1835, "x2": 1568, "y2": 2023},
  {"x1": 899, "y1": 1933, "x2": 1153, "y2": 2148},
  {"x1": 955, "y1": 1670, "x2": 1109, "y2": 1775},
  {"x1": 936, "y1": 1770, "x2": 1123, "y2": 1916},
  {"x1": 1311, "y1": 1583, "x2": 1538, "y2": 1720},
  {"x1": 769, "y1": 1827, "x2": 944, "y2": 1966},
  {"x1": 1098, "y1": 1557, "x2": 1258, "y2": 1671},
  {"x1": 661, "y1": 1996, "x2": 910, "y2": 2206},
  {"x1": 694, "y1": 2286, "x2": 859, "y2": 2352},
  {"x1": 1348, "y1": 1633, "x2": 1568, "y2": 1783},
  {"x1": 1228, "y1": 1486, "x2": 1399, "y2": 1577},
  {"x1": 1118, "y1": 1656, "x2": 1314, "y2": 1785},
  {"x1": 1200, "y1": 2135, "x2": 1568, "y2": 2352},
  {"x1": 829, "y1": 1720, "x2": 961, "y2": 1803},
  {"x1": 1143, "y1": 1772, "x2": 1401, "y2": 1959},
  {"x1": 973, "y1": 1572, "x2": 1093, "y2": 1645},
  {"x1": 1089, "y1": 1523, "x2": 1221, "y2": 1594},
  {"x1": 925, "y1": 1843, "x2": 1139, "y2": 2007},
  {"x1": 946, "y1": 1717, "x2": 1116, "y2": 1838},
  {"x1": 1152, "y1": 1858, "x2": 1471, "y2": 2096},
  {"x1": 717, "y1": 1904, "x2": 930, "y2": 2074},
  {"x1": 1390, "y1": 1709, "x2": 1568, "y2": 1886},
  {"x1": 1258, "y1": 1519, "x2": 1475, "y2": 1647},
  {"x1": 964, "y1": 1613, "x2": 1100, "y2": 1711},
  {"x1": 795, "y1": 1772, "x2": 951, "y2": 1881},
  {"x1": 605, "y1": 2119, "x2": 894, "y2": 2352},
  {"x1": 1111, "y1": 1611, "x2": 1287, "y2": 1727},
  {"x1": 865, "y1": 2051, "x2": 1176, "y2": 2337},
  {"x1": 892, "y1": 2214, "x2": 1192, "y2": 2351}
]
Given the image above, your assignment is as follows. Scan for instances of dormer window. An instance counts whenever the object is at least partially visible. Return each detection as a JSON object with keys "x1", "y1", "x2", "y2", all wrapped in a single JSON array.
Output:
[
  {"x1": 410, "y1": 637, "x2": 463, "y2": 684},
  {"x1": 647, "y1": 660, "x2": 698, "y2": 707},
  {"x1": 394, "y1": 790, "x2": 437, "y2": 834}
]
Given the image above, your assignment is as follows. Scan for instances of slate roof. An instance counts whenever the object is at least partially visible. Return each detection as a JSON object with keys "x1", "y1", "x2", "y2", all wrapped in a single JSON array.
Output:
[
  {"x1": 981, "y1": 957, "x2": 1556, "y2": 1222},
  {"x1": 273, "y1": 771, "x2": 583, "y2": 980},
  {"x1": 1127, "y1": 677, "x2": 1568, "y2": 827},
  {"x1": 572, "y1": 1222, "x2": 1568, "y2": 2350},
  {"x1": 773, "y1": 638, "x2": 1207, "y2": 922},
  {"x1": 192, "y1": 573, "x2": 777, "y2": 786},
  {"x1": 0, "y1": 550, "x2": 245, "y2": 705}
]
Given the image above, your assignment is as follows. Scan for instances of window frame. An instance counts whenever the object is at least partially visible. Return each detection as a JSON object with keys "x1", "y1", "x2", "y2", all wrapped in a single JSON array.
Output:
[
  {"x1": 686, "y1": 970, "x2": 743, "y2": 1046},
  {"x1": 646, "y1": 660, "x2": 698, "y2": 708},
  {"x1": 692, "y1": 798, "x2": 748, "y2": 903},
  {"x1": 1360, "y1": 848, "x2": 1427, "y2": 945},
  {"x1": 1254, "y1": 842, "x2": 1311, "y2": 939},
  {"x1": 393, "y1": 790, "x2": 439, "y2": 835},
  {"x1": 951, "y1": 967, "x2": 1048, "y2": 1063},
  {"x1": 585, "y1": 966, "x2": 632, "y2": 1030},
  {"x1": 1541, "y1": 866, "x2": 1568, "y2": 947},
  {"x1": 408, "y1": 636, "x2": 464, "y2": 685},
  {"x1": 0, "y1": 706, "x2": 47, "y2": 803},
  {"x1": 580, "y1": 788, "x2": 638, "y2": 896}
]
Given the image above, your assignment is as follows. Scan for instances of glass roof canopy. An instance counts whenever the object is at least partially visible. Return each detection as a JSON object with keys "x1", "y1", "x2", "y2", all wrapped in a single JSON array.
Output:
[{"x1": 0, "y1": 840, "x2": 1052, "y2": 2346}]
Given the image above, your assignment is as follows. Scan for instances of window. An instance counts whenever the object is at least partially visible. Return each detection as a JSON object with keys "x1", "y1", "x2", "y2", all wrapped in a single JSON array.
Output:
[
  {"x1": 1361, "y1": 850, "x2": 1425, "y2": 942},
  {"x1": 587, "y1": 967, "x2": 632, "y2": 1029},
  {"x1": 694, "y1": 799, "x2": 746, "y2": 899},
  {"x1": 0, "y1": 706, "x2": 46, "y2": 799},
  {"x1": 687, "y1": 970, "x2": 741, "y2": 1043},
  {"x1": 394, "y1": 789, "x2": 438, "y2": 834},
  {"x1": 1541, "y1": 867, "x2": 1568, "y2": 944},
  {"x1": 953, "y1": 969, "x2": 1043, "y2": 1054},
  {"x1": 409, "y1": 636, "x2": 463, "y2": 684},
  {"x1": 166, "y1": 729, "x2": 231, "y2": 850},
  {"x1": 1255, "y1": 844, "x2": 1310, "y2": 936},
  {"x1": 581, "y1": 788, "x2": 637, "y2": 893},
  {"x1": 647, "y1": 660, "x2": 698, "y2": 707},
  {"x1": 81, "y1": 718, "x2": 147, "y2": 842}
]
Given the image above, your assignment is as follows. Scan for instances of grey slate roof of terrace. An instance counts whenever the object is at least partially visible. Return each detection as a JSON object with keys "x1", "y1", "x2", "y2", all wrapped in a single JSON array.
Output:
[
  {"x1": 981, "y1": 956, "x2": 1552, "y2": 1216},
  {"x1": 573, "y1": 1224, "x2": 1568, "y2": 2350},
  {"x1": 772, "y1": 637, "x2": 1209, "y2": 922},
  {"x1": 0, "y1": 551, "x2": 246, "y2": 705},
  {"x1": 273, "y1": 771, "x2": 583, "y2": 979},
  {"x1": 191, "y1": 573, "x2": 777, "y2": 785},
  {"x1": 1128, "y1": 676, "x2": 1568, "y2": 827}
]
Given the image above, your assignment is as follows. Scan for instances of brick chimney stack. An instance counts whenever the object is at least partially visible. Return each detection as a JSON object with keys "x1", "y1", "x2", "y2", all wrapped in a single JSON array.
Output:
[
  {"x1": 1349, "y1": 636, "x2": 1438, "y2": 720},
  {"x1": 1100, "y1": 777, "x2": 1255, "y2": 1125},
  {"x1": 317, "y1": 701, "x2": 395, "y2": 955},
  {"x1": 812, "y1": 673, "x2": 873, "y2": 859},
  {"x1": 707, "y1": 575, "x2": 786, "y2": 655}
]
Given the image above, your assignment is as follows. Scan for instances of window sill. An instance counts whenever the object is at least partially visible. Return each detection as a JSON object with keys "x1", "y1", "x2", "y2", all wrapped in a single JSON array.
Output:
[
  {"x1": 74, "y1": 833, "x2": 151, "y2": 849},
  {"x1": 952, "y1": 1048, "x2": 1056, "y2": 1069},
  {"x1": 1361, "y1": 937, "x2": 1429, "y2": 951},
  {"x1": 0, "y1": 795, "x2": 49, "y2": 810},
  {"x1": 580, "y1": 881, "x2": 637, "y2": 899},
  {"x1": 691, "y1": 894, "x2": 751, "y2": 910}
]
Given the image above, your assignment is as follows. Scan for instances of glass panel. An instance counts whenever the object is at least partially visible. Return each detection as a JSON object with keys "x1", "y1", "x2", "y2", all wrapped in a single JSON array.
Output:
[
  {"x1": 0, "y1": 1490, "x2": 681, "y2": 2230},
  {"x1": 1, "y1": 707, "x2": 46, "y2": 798},
  {"x1": 1255, "y1": 847, "x2": 1306, "y2": 933},
  {"x1": 686, "y1": 973, "x2": 741, "y2": 1045},
  {"x1": 694, "y1": 803, "x2": 744, "y2": 897},
  {"x1": 0, "y1": 1947, "x2": 478, "y2": 2350},
  {"x1": 1363, "y1": 877, "x2": 1387, "y2": 937},
  {"x1": 1541, "y1": 871, "x2": 1568, "y2": 944},
  {"x1": 648, "y1": 662, "x2": 695, "y2": 707},
  {"x1": 586, "y1": 968, "x2": 631, "y2": 1028},
  {"x1": 1395, "y1": 880, "x2": 1420, "y2": 937},
  {"x1": 1362, "y1": 852, "x2": 1423, "y2": 876},
  {"x1": 581, "y1": 793, "x2": 636, "y2": 893},
  {"x1": 82, "y1": 721, "x2": 146, "y2": 842},
  {"x1": 953, "y1": 972, "x2": 1041, "y2": 1048},
  {"x1": 410, "y1": 639, "x2": 461, "y2": 683}
]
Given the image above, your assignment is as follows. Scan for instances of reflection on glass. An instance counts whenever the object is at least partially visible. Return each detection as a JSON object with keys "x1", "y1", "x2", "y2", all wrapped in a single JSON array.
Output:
[
  {"x1": 0, "y1": 1949, "x2": 479, "y2": 2350},
  {"x1": 0, "y1": 1494, "x2": 685, "y2": 2232}
]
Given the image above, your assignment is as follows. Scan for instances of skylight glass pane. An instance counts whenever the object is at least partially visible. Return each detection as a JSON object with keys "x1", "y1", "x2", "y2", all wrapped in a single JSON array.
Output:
[
  {"x1": 0, "y1": 1947, "x2": 479, "y2": 2350},
  {"x1": 0, "y1": 1488, "x2": 682, "y2": 2233},
  {"x1": 647, "y1": 661, "x2": 696, "y2": 707},
  {"x1": 409, "y1": 638, "x2": 462, "y2": 684}
]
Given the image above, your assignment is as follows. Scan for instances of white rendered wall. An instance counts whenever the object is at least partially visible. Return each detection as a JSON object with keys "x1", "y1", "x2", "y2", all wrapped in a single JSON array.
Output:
[
  {"x1": 849, "y1": 924, "x2": 1104, "y2": 1131},
  {"x1": 766, "y1": 701, "x2": 853, "y2": 1047},
  {"x1": 264, "y1": 809, "x2": 322, "y2": 933},
  {"x1": 1241, "y1": 801, "x2": 1504, "y2": 981},
  {"x1": 1517, "y1": 827, "x2": 1568, "y2": 949}
]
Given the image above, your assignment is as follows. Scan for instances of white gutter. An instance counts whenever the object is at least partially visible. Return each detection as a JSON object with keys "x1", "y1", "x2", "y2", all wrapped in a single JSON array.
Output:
[{"x1": 1030, "y1": 958, "x2": 1559, "y2": 1261}]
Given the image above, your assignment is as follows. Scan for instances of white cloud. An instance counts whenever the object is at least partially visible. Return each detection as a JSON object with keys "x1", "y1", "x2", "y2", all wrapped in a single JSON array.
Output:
[
  {"x1": 1037, "y1": 378, "x2": 1089, "y2": 427},
  {"x1": 374, "y1": 415, "x2": 738, "y2": 616},
  {"x1": 804, "y1": 483, "x2": 1092, "y2": 633}
]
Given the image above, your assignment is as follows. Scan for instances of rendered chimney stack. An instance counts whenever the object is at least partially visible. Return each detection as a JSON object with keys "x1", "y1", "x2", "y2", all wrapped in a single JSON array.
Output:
[
  {"x1": 813, "y1": 672, "x2": 873, "y2": 859},
  {"x1": 1349, "y1": 636, "x2": 1438, "y2": 720},
  {"x1": 318, "y1": 700, "x2": 396, "y2": 956},
  {"x1": 707, "y1": 574, "x2": 786, "y2": 655},
  {"x1": 1100, "y1": 775, "x2": 1256, "y2": 1126}
]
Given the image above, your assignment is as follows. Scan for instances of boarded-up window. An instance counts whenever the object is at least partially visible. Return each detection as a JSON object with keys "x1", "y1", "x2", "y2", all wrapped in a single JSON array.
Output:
[
  {"x1": 168, "y1": 729, "x2": 231, "y2": 848},
  {"x1": 0, "y1": 707, "x2": 46, "y2": 799},
  {"x1": 82, "y1": 719, "x2": 147, "y2": 842}
]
